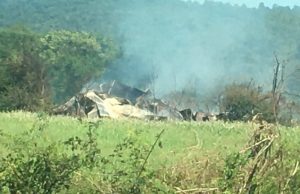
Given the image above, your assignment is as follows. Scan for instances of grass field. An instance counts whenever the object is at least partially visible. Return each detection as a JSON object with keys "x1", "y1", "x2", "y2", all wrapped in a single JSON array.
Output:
[
  {"x1": 0, "y1": 111, "x2": 254, "y2": 164},
  {"x1": 0, "y1": 111, "x2": 299, "y2": 193}
]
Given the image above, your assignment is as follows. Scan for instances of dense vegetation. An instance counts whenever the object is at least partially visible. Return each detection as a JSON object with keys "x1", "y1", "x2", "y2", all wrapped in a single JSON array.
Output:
[
  {"x1": 0, "y1": 112, "x2": 299, "y2": 193},
  {"x1": 0, "y1": 1, "x2": 300, "y2": 193},
  {"x1": 1, "y1": 0, "x2": 300, "y2": 111},
  {"x1": 1, "y1": 0, "x2": 300, "y2": 89},
  {"x1": 0, "y1": 26, "x2": 117, "y2": 110}
]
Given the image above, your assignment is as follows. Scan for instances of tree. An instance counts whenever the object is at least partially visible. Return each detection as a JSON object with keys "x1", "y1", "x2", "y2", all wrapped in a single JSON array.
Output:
[
  {"x1": 0, "y1": 26, "x2": 118, "y2": 111},
  {"x1": 40, "y1": 30, "x2": 118, "y2": 102},
  {"x1": 219, "y1": 82, "x2": 274, "y2": 122},
  {"x1": 0, "y1": 26, "x2": 50, "y2": 111}
]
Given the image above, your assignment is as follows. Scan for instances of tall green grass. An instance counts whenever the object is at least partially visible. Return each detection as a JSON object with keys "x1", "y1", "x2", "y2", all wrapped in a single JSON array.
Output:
[
  {"x1": 0, "y1": 111, "x2": 256, "y2": 166},
  {"x1": 0, "y1": 111, "x2": 299, "y2": 193},
  {"x1": 1, "y1": 111, "x2": 299, "y2": 164}
]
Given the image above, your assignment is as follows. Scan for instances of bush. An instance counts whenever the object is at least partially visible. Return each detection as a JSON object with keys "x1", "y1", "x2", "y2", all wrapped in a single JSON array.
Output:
[
  {"x1": 98, "y1": 132, "x2": 170, "y2": 193},
  {"x1": 219, "y1": 123, "x2": 300, "y2": 194},
  {"x1": 0, "y1": 25, "x2": 119, "y2": 111},
  {"x1": 0, "y1": 116, "x2": 170, "y2": 193},
  {"x1": 0, "y1": 26, "x2": 51, "y2": 111},
  {"x1": 219, "y1": 82, "x2": 275, "y2": 122},
  {"x1": 0, "y1": 148, "x2": 80, "y2": 193},
  {"x1": 0, "y1": 113, "x2": 81, "y2": 193}
]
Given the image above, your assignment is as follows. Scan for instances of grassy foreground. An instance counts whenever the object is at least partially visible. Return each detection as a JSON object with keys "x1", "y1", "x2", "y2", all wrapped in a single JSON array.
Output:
[{"x1": 0, "y1": 111, "x2": 299, "y2": 193}]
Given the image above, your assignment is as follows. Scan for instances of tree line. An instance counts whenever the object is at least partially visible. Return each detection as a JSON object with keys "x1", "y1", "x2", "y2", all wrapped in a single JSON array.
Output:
[
  {"x1": 1, "y1": 0, "x2": 300, "y2": 113},
  {"x1": 0, "y1": 25, "x2": 118, "y2": 111}
]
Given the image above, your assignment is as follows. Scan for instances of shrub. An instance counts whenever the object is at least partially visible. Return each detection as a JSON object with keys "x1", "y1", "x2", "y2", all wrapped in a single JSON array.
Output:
[
  {"x1": 219, "y1": 82, "x2": 274, "y2": 122},
  {"x1": 0, "y1": 147, "x2": 80, "y2": 194},
  {"x1": 0, "y1": 113, "x2": 81, "y2": 193},
  {"x1": 99, "y1": 132, "x2": 170, "y2": 193},
  {"x1": 0, "y1": 25, "x2": 119, "y2": 111},
  {"x1": 219, "y1": 123, "x2": 300, "y2": 194},
  {"x1": 0, "y1": 116, "x2": 170, "y2": 193},
  {"x1": 0, "y1": 26, "x2": 51, "y2": 111}
]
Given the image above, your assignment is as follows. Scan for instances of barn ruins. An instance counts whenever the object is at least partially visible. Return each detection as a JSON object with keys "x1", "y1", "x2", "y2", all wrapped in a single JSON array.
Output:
[{"x1": 53, "y1": 80, "x2": 217, "y2": 121}]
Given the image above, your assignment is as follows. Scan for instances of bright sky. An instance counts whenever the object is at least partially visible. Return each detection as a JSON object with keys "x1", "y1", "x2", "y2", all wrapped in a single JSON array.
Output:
[{"x1": 186, "y1": 0, "x2": 300, "y2": 8}]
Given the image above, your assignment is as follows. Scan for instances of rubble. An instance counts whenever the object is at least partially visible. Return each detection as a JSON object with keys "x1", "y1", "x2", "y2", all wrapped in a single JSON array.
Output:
[
  {"x1": 96, "y1": 80, "x2": 150, "y2": 104},
  {"x1": 53, "y1": 81, "x2": 183, "y2": 120},
  {"x1": 54, "y1": 80, "x2": 227, "y2": 122},
  {"x1": 180, "y1": 109, "x2": 193, "y2": 121},
  {"x1": 53, "y1": 90, "x2": 154, "y2": 119},
  {"x1": 193, "y1": 112, "x2": 210, "y2": 121}
]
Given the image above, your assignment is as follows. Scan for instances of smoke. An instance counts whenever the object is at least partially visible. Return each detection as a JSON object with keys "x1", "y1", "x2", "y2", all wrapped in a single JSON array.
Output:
[{"x1": 102, "y1": 1, "x2": 277, "y2": 97}]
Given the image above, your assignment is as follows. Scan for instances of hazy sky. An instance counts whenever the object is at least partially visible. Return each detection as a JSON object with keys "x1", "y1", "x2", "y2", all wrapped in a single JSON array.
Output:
[{"x1": 186, "y1": 0, "x2": 300, "y2": 8}]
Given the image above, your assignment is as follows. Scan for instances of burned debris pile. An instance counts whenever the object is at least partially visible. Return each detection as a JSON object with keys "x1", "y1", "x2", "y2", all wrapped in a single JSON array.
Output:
[{"x1": 53, "y1": 81, "x2": 217, "y2": 121}]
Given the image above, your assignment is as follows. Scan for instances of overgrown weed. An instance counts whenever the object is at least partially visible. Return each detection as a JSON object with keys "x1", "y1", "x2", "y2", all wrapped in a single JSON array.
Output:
[{"x1": 0, "y1": 112, "x2": 299, "y2": 193}]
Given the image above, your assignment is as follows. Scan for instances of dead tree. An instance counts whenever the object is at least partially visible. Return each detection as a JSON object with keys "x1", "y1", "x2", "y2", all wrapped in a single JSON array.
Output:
[{"x1": 272, "y1": 53, "x2": 285, "y2": 123}]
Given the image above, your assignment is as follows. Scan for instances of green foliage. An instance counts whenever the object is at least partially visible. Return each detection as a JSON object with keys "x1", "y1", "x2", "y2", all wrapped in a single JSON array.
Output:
[
  {"x1": 1, "y1": 112, "x2": 300, "y2": 193},
  {"x1": 64, "y1": 121, "x2": 102, "y2": 168},
  {"x1": 99, "y1": 131, "x2": 170, "y2": 193},
  {"x1": 0, "y1": 26, "x2": 118, "y2": 110},
  {"x1": 40, "y1": 30, "x2": 118, "y2": 102},
  {"x1": 219, "y1": 82, "x2": 274, "y2": 122},
  {"x1": 220, "y1": 152, "x2": 250, "y2": 192},
  {"x1": 0, "y1": 114, "x2": 80, "y2": 193},
  {"x1": 0, "y1": 117, "x2": 104, "y2": 193},
  {"x1": 0, "y1": 26, "x2": 51, "y2": 111},
  {"x1": 68, "y1": 126, "x2": 170, "y2": 193},
  {"x1": 0, "y1": 147, "x2": 80, "y2": 194},
  {"x1": 219, "y1": 123, "x2": 300, "y2": 194},
  {"x1": 0, "y1": 114, "x2": 170, "y2": 193}
]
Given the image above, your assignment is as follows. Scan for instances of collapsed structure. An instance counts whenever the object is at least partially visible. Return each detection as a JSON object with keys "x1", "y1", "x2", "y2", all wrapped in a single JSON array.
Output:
[{"x1": 53, "y1": 80, "x2": 215, "y2": 121}]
